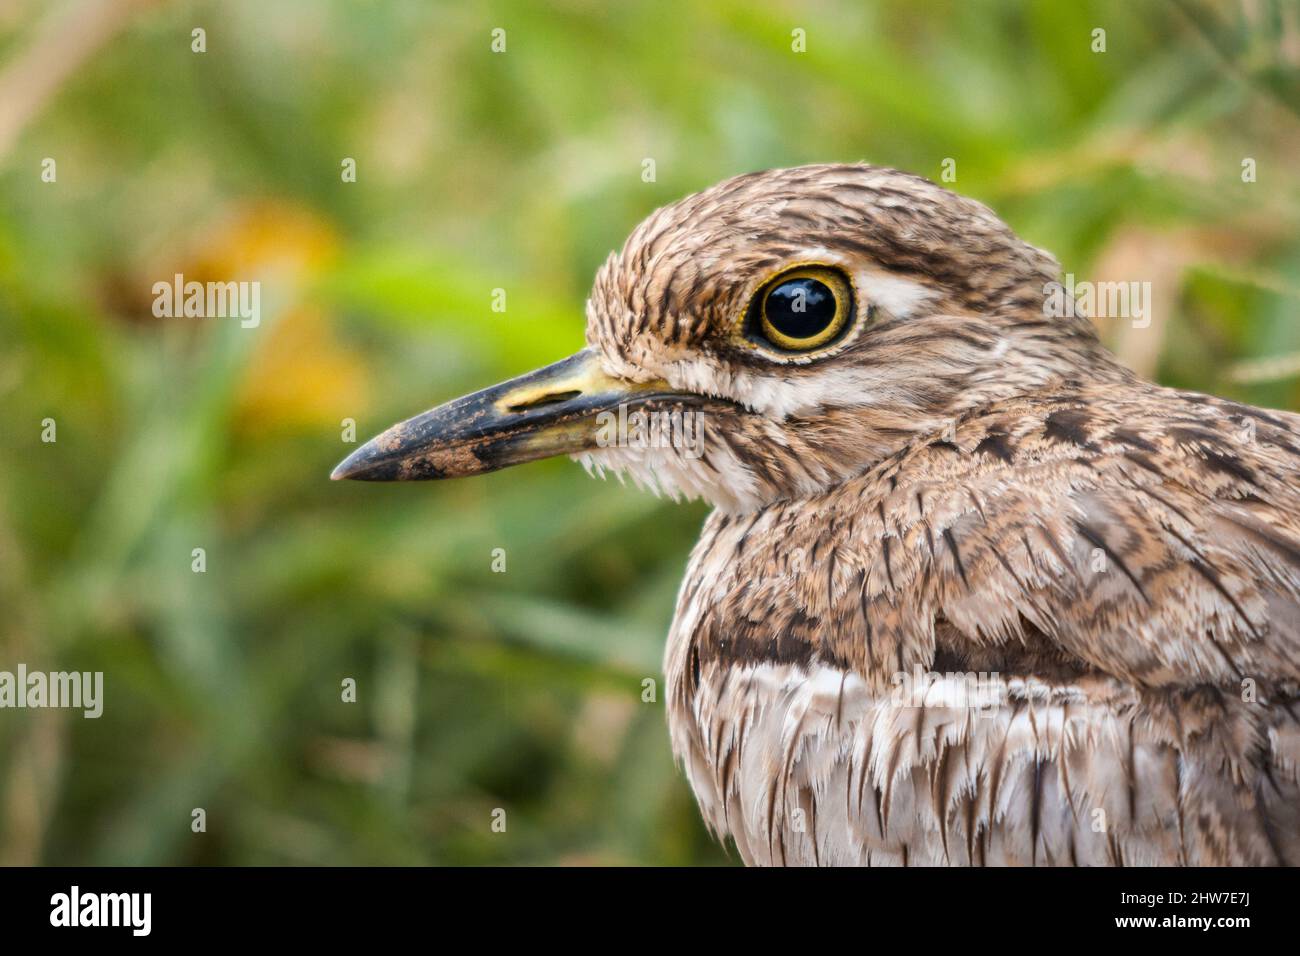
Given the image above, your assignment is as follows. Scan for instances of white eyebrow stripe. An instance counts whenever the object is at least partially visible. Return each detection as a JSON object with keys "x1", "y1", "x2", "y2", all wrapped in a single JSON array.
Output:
[{"x1": 851, "y1": 266, "x2": 939, "y2": 319}]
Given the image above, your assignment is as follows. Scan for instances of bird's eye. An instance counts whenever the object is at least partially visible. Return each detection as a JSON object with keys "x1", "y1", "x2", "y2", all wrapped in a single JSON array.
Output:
[{"x1": 750, "y1": 266, "x2": 853, "y2": 352}]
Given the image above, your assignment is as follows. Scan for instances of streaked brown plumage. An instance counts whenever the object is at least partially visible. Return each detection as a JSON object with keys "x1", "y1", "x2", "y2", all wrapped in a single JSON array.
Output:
[{"x1": 336, "y1": 164, "x2": 1300, "y2": 866}]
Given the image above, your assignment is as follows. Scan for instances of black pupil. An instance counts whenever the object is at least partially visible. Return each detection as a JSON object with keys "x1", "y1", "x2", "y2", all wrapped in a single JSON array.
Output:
[{"x1": 765, "y1": 278, "x2": 836, "y2": 340}]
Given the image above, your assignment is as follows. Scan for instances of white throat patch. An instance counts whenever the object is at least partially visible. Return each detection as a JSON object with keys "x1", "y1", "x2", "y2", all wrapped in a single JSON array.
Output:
[{"x1": 574, "y1": 437, "x2": 764, "y2": 513}]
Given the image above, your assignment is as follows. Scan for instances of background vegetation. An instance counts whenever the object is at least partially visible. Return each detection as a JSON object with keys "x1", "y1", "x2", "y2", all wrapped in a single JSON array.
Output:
[{"x1": 1, "y1": 0, "x2": 1299, "y2": 865}]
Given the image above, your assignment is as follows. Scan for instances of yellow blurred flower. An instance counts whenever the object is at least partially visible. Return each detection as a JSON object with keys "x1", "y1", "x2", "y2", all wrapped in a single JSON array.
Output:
[{"x1": 164, "y1": 201, "x2": 370, "y2": 432}]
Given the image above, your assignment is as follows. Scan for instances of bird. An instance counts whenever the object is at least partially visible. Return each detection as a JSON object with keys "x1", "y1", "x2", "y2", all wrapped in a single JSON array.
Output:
[{"x1": 333, "y1": 163, "x2": 1300, "y2": 866}]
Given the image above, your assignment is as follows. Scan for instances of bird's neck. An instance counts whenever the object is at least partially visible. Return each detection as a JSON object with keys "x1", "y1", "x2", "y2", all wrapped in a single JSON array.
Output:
[{"x1": 718, "y1": 333, "x2": 1135, "y2": 515}]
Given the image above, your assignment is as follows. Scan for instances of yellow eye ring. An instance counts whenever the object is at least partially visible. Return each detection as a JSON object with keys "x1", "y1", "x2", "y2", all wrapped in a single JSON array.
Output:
[{"x1": 751, "y1": 266, "x2": 853, "y2": 352}]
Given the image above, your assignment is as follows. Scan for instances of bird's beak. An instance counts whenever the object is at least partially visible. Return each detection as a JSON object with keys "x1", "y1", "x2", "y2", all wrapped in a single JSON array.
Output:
[{"x1": 331, "y1": 348, "x2": 687, "y2": 481}]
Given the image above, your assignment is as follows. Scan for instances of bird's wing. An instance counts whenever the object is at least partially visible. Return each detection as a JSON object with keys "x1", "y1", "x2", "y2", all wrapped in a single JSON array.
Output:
[
  {"x1": 862, "y1": 383, "x2": 1300, "y2": 690},
  {"x1": 667, "y1": 382, "x2": 1300, "y2": 864}
]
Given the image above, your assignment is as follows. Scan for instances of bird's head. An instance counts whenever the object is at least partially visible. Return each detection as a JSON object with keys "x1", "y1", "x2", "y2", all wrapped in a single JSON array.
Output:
[{"x1": 333, "y1": 164, "x2": 1123, "y2": 512}]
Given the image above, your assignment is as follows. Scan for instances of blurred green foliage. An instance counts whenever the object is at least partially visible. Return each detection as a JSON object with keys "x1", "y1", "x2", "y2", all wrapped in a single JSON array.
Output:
[{"x1": 1, "y1": 0, "x2": 1299, "y2": 865}]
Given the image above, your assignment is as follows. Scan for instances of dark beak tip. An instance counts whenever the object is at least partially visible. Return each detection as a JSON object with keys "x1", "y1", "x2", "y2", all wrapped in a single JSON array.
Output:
[{"x1": 331, "y1": 444, "x2": 382, "y2": 481}]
